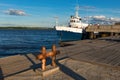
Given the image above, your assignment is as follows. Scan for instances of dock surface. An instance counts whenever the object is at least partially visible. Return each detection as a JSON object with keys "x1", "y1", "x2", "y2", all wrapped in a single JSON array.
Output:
[
  {"x1": 0, "y1": 36, "x2": 120, "y2": 80},
  {"x1": 59, "y1": 37, "x2": 120, "y2": 68}
]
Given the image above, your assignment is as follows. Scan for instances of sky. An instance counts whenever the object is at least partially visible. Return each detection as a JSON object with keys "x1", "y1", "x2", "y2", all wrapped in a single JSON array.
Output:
[{"x1": 0, "y1": 0, "x2": 120, "y2": 27}]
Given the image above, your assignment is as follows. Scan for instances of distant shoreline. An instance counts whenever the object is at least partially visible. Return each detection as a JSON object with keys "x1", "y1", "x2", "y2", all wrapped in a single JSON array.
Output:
[{"x1": 0, "y1": 27, "x2": 55, "y2": 30}]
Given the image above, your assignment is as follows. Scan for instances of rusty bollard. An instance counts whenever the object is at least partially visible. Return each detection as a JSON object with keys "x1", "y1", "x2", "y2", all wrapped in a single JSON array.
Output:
[
  {"x1": 37, "y1": 45, "x2": 60, "y2": 71},
  {"x1": 37, "y1": 46, "x2": 47, "y2": 71},
  {"x1": 47, "y1": 45, "x2": 57, "y2": 67}
]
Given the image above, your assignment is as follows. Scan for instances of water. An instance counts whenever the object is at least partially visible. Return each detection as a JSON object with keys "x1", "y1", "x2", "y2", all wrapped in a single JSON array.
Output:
[{"x1": 0, "y1": 29, "x2": 59, "y2": 58}]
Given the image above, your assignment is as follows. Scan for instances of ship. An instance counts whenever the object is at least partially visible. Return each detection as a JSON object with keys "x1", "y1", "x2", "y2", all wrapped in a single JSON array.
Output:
[{"x1": 55, "y1": 5, "x2": 88, "y2": 41}]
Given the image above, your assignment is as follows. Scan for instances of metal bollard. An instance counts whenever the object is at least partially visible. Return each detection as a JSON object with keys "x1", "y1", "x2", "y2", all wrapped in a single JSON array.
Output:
[{"x1": 37, "y1": 45, "x2": 60, "y2": 71}]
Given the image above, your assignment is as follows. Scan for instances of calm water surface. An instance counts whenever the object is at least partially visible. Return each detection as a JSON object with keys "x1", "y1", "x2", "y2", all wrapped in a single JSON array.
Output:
[{"x1": 0, "y1": 29, "x2": 59, "y2": 57}]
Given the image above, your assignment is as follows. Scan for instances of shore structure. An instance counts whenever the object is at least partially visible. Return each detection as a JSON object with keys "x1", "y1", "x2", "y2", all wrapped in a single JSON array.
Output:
[
  {"x1": 85, "y1": 25, "x2": 120, "y2": 39},
  {"x1": 0, "y1": 36, "x2": 120, "y2": 80}
]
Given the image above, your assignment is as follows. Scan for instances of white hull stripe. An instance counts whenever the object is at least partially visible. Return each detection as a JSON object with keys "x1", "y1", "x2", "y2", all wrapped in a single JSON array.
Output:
[{"x1": 56, "y1": 26, "x2": 83, "y2": 33}]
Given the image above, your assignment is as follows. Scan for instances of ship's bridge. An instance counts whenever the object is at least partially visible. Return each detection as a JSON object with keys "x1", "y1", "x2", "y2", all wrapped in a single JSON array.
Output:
[{"x1": 70, "y1": 16, "x2": 81, "y2": 23}]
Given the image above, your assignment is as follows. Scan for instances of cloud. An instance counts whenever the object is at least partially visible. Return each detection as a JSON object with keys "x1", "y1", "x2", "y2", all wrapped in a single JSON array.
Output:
[
  {"x1": 80, "y1": 6, "x2": 95, "y2": 9},
  {"x1": 92, "y1": 15, "x2": 106, "y2": 20},
  {"x1": 79, "y1": 5, "x2": 120, "y2": 15},
  {"x1": 4, "y1": 9, "x2": 27, "y2": 16},
  {"x1": 79, "y1": 5, "x2": 96, "y2": 12},
  {"x1": 92, "y1": 16, "x2": 120, "y2": 22},
  {"x1": 83, "y1": 15, "x2": 120, "y2": 25},
  {"x1": 110, "y1": 17, "x2": 120, "y2": 22},
  {"x1": 0, "y1": 23, "x2": 17, "y2": 27},
  {"x1": 0, "y1": 3, "x2": 12, "y2": 7}
]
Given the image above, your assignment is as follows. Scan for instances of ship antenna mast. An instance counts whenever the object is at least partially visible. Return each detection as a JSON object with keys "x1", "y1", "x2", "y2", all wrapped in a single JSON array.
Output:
[
  {"x1": 75, "y1": 0, "x2": 79, "y2": 17},
  {"x1": 75, "y1": 5, "x2": 79, "y2": 17},
  {"x1": 54, "y1": 16, "x2": 58, "y2": 26}
]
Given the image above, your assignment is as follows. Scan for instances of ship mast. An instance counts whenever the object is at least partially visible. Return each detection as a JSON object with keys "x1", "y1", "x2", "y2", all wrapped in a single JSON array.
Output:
[
  {"x1": 54, "y1": 16, "x2": 58, "y2": 26},
  {"x1": 75, "y1": 5, "x2": 79, "y2": 18},
  {"x1": 75, "y1": 0, "x2": 80, "y2": 18}
]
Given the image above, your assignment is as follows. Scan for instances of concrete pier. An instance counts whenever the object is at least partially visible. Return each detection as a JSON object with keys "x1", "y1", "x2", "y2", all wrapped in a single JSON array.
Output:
[{"x1": 86, "y1": 25, "x2": 120, "y2": 39}]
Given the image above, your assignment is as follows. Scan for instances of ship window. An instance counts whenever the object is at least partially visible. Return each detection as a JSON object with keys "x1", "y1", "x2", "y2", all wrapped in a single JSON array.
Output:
[
  {"x1": 70, "y1": 20, "x2": 73, "y2": 22},
  {"x1": 70, "y1": 20, "x2": 75, "y2": 22}
]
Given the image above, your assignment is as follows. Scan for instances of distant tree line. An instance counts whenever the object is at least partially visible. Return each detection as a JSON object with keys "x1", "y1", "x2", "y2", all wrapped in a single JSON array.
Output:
[{"x1": 0, "y1": 27, "x2": 54, "y2": 30}]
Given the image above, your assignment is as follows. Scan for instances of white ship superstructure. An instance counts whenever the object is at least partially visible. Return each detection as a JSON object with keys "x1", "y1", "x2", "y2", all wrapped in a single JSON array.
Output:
[{"x1": 55, "y1": 5, "x2": 88, "y2": 41}]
